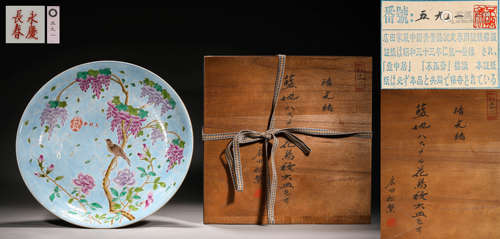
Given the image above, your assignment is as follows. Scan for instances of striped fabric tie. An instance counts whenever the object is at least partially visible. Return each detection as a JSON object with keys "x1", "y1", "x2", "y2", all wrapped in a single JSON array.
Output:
[{"x1": 202, "y1": 55, "x2": 372, "y2": 224}]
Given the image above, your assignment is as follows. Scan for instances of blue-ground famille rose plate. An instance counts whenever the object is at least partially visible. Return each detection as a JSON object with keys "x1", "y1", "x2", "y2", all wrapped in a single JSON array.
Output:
[{"x1": 16, "y1": 61, "x2": 193, "y2": 228}]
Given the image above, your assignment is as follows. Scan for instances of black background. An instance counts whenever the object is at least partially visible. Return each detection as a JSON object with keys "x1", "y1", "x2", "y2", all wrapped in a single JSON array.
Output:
[{"x1": 0, "y1": 3, "x2": 380, "y2": 224}]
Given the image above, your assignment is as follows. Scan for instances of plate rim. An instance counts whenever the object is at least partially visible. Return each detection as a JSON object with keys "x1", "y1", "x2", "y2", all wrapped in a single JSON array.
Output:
[{"x1": 15, "y1": 60, "x2": 194, "y2": 228}]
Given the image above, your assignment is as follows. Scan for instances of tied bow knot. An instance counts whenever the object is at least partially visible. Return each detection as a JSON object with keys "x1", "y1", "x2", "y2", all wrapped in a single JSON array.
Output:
[{"x1": 202, "y1": 55, "x2": 372, "y2": 224}]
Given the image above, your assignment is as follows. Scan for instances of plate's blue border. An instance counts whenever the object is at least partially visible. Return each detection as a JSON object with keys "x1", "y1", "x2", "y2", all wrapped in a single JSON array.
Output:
[
  {"x1": 380, "y1": 0, "x2": 500, "y2": 89},
  {"x1": 14, "y1": 60, "x2": 194, "y2": 228}
]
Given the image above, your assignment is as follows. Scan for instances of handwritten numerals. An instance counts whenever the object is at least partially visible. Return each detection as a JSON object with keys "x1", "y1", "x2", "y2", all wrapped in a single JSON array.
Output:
[
  {"x1": 281, "y1": 74, "x2": 299, "y2": 126},
  {"x1": 279, "y1": 140, "x2": 296, "y2": 204}
]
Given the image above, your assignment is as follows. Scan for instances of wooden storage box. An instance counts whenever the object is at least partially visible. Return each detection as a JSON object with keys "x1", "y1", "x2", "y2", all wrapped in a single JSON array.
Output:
[
  {"x1": 203, "y1": 55, "x2": 372, "y2": 224},
  {"x1": 381, "y1": 90, "x2": 500, "y2": 238}
]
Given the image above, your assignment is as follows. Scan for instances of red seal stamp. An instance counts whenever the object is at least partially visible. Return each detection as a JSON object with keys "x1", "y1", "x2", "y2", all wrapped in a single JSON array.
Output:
[
  {"x1": 70, "y1": 116, "x2": 83, "y2": 132},
  {"x1": 386, "y1": 217, "x2": 396, "y2": 227},
  {"x1": 487, "y1": 92, "x2": 497, "y2": 120},
  {"x1": 355, "y1": 63, "x2": 368, "y2": 91},
  {"x1": 474, "y1": 5, "x2": 497, "y2": 29}
]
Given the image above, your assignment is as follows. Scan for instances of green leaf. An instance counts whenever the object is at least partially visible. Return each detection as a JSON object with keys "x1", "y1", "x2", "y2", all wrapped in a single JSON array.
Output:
[
  {"x1": 182, "y1": 126, "x2": 185, "y2": 131},
  {"x1": 161, "y1": 89, "x2": 170, "y2": 99},
  {"x1": 84, "y1": 160, "x2": 91, "y2": 164},
  {"x1": 44, "y1": 96, "x2": 48, "y2": 99},
  {"x1": 77, "y1": 71, "x2": 88, "y2": 79},
  {"x1": 68, "y1": 198, "x2": 74, "y2": 204},
  {"x1": 127, "y1": 144, "x2": 132, "y2": 148},
  {"x1": 48, "y1": 100, "x2": 59, "y2": 108},
  {"x1": 129, "y1": 205, "x2": 139, "y2": 211},
  {"x1": 153, "y1": 184, "x2": 158, "y2": 190},
  {"x1": 27, "y1": 138, "x2": 31, "y2": 143},
  {"x1": 148, "y1": 171, "x2": 156, "y2": 177},
  {"x1": 55, "y1": 176, "x2": 64, "y2": 181},
  {"x1": 68, "y1": 210, "x2": 77, "y2": 215},
  {"x1": 58, "y1": 101, "x2": 67, "y2": 108},
  {"x1": 54, "y1": 186, "x2": 59, "y2": 192},
  {"x1": 179, "y1": 140, "x2": 185, "y2": 148},
  {"x1": 79, "y1": 199, "x2": 88, "y2": 203},
  {"x1": 154, "y1": 177, "x2": 160, "y2": 183},
  {"x1": 172, "y1": 138, "x2": 180, "y2": 146},
  {"x1": 49, "y1": 193, "x2": 55, "y2": 202},
  {"x1": 168, "y1": 98, "x2": 176, "y2": 109},
  {"x1": 120, "y1": 191, "x2": 127, "y2": 197},
  {"x1": 167, "y1": 115, "x2": 172, "y2": 119},
  {"x1": 112, "y1": 96, "x2": 121, "y2": 105},
  {"x1": 24, "y1": 120, "x2": 29, "y2": 126},
  {"x1": 127, "y1": 105, "x2": 138, "y2": 115},
  {"x1": 119, "y1": 70, "x2": 125, "y2": 74},
  {"x1": 137, "y1": 130, "x2": 144, "y2": 137},
  {"x1": 133, "y1": 195, "x2": 141, "y2": 200},
  {"x1": 138, "y1": 109, "x2": 148, "y2": 118},
  {"x1": 126, "y1": 188, "x2": 133, "y2": 202},
  {"x1": 146, "y1": 150, "x2": 151, "y2": 158},
  {"x1": 137, "y1": 167, "x2": 146, "y2": 173},
  {"x1": 110, "y1": 188, "x2": 119, "y2": 197},
  {"x1": 159, "y1": 182, "x2": 166, "y2": 188},
  {"x1": 112, "y1": 203, "x2": 121, "y2": 210},
  {"x1": 88, "y1": 69, "x2": 99, "y2": 77},
  {"x1": 116, "y1": 103, "x2": 128, "y2": 111},
  {"x1": 90, "y1": 202, "x2": 102, "y2": 209},
  {"x1": 99, "y1": 68, "x2": 111, "y2": 75},
  {"x1": 131, "y1": 83, "x2": 136, "y2": 87},
  {"x1": 134, "y1": 187, "x2": 144, "y2": 193},
  {"x1": 51, "y1": 86, "x2": 56, "y2": 91}
]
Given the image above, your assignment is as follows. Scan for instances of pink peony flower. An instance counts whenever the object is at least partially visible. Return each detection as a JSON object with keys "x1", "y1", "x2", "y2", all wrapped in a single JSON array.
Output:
[
  {"x1": 113, "y1": 169, "x2": 135, "y2": 187},
  {"x1": 72, "y1": 173, "x2": 95, "y2": 194},
  {"x1": 145, "y1": 192, "x2": 154, "y2": 208}
]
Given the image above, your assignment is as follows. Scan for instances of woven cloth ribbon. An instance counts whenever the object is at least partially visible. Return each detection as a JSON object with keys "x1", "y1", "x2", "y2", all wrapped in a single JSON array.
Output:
[{"x1": 202, "y1": 55, "x2": 372, "y2": 224}]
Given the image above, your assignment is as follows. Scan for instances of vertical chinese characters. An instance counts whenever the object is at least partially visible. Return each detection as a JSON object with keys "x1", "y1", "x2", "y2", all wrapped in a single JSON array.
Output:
[
  {"x1": 11, "y1": 9, "x2": 24, "y2": 39},
  {"x1": 321, "y1": 77, "x2": 334, "y2": 112},
  {"x1": 279, "y1": 140, "x2": 296, "y2": 203},
  {"x1": 385, "y1": 176, "x2": 397, "y2": 215},
  {"x1": 411, "y1": 103, "x2": 431, "y2": 233},
  {"x1": 26, "y1": 10, "x2": 39, "y2": 40},
  {"x1": 453, "y1": 105, "x2": 467, "y2": 141}
]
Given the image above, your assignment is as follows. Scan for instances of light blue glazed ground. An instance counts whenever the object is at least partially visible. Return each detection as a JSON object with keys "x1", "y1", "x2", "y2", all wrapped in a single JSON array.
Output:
[{"x1": 15, "y1": 61, "x2": 193, "y2": 228}]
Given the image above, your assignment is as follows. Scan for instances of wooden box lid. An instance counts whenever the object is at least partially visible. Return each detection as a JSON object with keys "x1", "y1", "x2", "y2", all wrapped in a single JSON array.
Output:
[{"x1": 204, "y1": 56, "x2": 372, "y2": 224}]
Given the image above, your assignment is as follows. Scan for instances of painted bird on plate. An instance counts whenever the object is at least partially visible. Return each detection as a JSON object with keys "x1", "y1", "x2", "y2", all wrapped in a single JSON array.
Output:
[{"x1": 106, "y1": 139, "x2": 131, "y2": 166}]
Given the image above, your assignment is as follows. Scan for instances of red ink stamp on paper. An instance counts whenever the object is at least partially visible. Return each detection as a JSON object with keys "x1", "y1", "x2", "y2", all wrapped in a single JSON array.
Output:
[
  {"x1": 474, "y1": 5, "x2": 497, "y2": 29},
  {"x1": 487, "y1": 92, "x2": 497, "y2": 120},
  {"x1": 355, "y1": 63, "x2": 367, "y2": 91}
]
